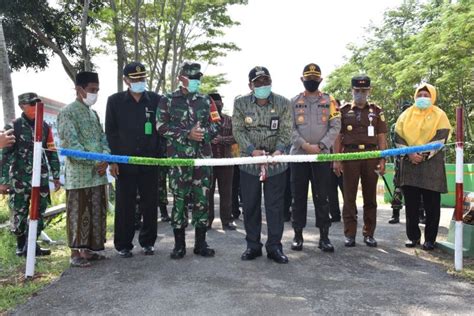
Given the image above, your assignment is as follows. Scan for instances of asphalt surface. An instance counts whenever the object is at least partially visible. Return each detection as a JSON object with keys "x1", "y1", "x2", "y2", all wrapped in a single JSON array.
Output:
[{"x1": 12, "y1": 199, "x2": 473, "y2": 315}]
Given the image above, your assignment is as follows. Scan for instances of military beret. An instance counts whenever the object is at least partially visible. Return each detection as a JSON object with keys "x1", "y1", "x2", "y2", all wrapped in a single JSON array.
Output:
[
  {"x1": 352, "y1": 75, "x2": 371, "y2": 89},
  {"x1": 179, "y1": 61, "x2": 203, "y2": 79},
  {"x1": 18, "y1": 92, "x2": 41, "y2": 105},
  {"x1": 303, "y1": 63, "x2": 321, "y2": 78},
  {"x1": 123, "y1": 62, "x2": 147, "y2": 79},
  {"x1": 248, "y1": 66, "x2": 270, "y2": 82},
  {"x1": 76, "y1": 71, "x2": 99, "y2": 85}
]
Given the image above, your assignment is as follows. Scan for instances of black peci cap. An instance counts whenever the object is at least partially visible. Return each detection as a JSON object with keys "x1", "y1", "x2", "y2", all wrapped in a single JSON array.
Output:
[
  {"x1": 76, "y1": 71, "x2": 99, "y2": 86},
  {"x1": 208, "y1": 93, "x2": 222, "y2": 101}
]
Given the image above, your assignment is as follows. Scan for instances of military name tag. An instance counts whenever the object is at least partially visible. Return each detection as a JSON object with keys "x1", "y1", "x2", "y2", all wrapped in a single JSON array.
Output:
[
  {"x1": 270, "y1": 117, "x2": 279, "y2": 130},
  {"x1": 368, "y1": 125, "x2": 375, "y2": 137}
]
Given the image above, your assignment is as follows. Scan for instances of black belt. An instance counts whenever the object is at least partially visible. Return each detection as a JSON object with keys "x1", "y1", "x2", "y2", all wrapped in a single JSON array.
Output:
[{"x1": 344, "y1": 144, "x2": 377, "y2": 150}]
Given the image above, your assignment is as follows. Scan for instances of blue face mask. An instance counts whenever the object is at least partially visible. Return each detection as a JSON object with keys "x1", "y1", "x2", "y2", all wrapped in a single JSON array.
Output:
[
  {"x1": 415, "y1": 97, "x2": 432, "y2": 109},
  {"x1": 130, "y1": 81, "x2": 146, "y2": 93},
  {"x1": 187, "y1": 79, "x2": 201, "y2": 93},
  {"x1": 254, "y1": 85, "x2": 272, "y2": 99}
]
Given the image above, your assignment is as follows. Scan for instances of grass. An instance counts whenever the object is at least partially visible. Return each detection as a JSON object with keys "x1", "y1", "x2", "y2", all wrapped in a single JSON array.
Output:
[{"x1": 0, "y1": 189, "x2": 115, "y2": 314}]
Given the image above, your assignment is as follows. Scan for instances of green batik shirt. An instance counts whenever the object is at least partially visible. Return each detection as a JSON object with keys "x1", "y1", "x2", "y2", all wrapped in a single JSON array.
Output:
[
  {"x1": 156, "y1": 89, "x2": 219, "y2": 159},
  {"x1": 232, "y1": 92, "x2": 292, "y2": 177},
  {"x1": 57, "y1": 100, "x2": 110, "y2": 190}
]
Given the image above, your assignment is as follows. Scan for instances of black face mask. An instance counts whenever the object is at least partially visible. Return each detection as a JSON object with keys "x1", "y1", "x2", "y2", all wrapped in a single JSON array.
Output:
[{"x1": 303, "y1": 80, "x2": 320, "y2": 92}]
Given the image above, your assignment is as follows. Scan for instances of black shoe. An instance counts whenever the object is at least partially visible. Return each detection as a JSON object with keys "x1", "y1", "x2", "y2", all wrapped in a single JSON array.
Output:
[
  {"x1": 405, "y1": 240, "x2": 420, "y2": 248},
  {"x1": 118, "y1": 249, "x2": 133, "y2": 258},
  {"x1": 422, "y1": 241, "x2": 435, "y2": 251},
  {"x1": 344, "y1": 237, "x2": 356, "y2": 247},
  {"x1": 171, "y1": 228, "x2": 186, "y2": 260},
  {"x1": 388, "y1": 216, "x2": 400, "y2": 224},
  {"x1": 241, "y1": 248, "x2": 262, "y2": 261},
  {"x1": 16, "y1": 235, "x2": 26, "y2": 257},
  {"x1": 267, "y1": 249, "x2": 289, "y2": 264},
  {"x1": 291, "y1": 228, "x2": 303, "y2": 251},
  {"x1": 222, "y1": 223, "x2": 237, "y2": 231},
  {"x1": 318, "y1": 239, "x2": 335, "y2": 252},
  {"x1": 364, "y1": 236, "x2": 378, "y2": 247},
  {"x1": 143, "y1": 246, "x2": 154, "y2": 255},
  {"x1": 193, "y1": 227, "x2": 215, "y2": 257},
  {"x1": 330, "y1": 216, "x2": 341, "y2": 223},
  {"x1": 35, "y1": 243, "x2": 51, "y2": 256}
]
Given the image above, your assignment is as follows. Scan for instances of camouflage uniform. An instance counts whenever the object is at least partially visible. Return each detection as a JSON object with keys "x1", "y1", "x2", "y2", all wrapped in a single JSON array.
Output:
[
  {"x1": 0, "y1": 98, "x2": 60, "y2": 238},
  {"x1": 157, "y1": 90, "x2": 218, "y2": 229}
]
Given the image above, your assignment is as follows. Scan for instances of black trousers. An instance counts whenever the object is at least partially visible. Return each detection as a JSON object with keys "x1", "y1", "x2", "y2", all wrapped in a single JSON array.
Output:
[
  {"x1": 283, "y1": 168, "x2": 293, "y2": 217},
  {"x1": 329, "y1": 171, "x2": 344, "y2": 219},
  {"x1": 232, "y1": 165, "x2": 242, "y2": 218},
  {"x1": 291, "y1": 162, "x2": 331, "y2": 229},
  {"x1": 402, "y1": 185, "x2": 441, "y2": 243},
  {"x1": 240, "y1": 170, "x2": 286, "y2": 252},
  {"x1": 114, "y1": 167, "x2": 159, "y2": 251},
  {"x1": 209, "y1": 166, "x2": 234, "y2": 225}
]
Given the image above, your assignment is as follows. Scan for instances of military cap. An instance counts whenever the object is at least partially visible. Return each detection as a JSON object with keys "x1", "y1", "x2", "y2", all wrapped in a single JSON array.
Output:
[
  {"x1": 123, "y1": 62, "x2": 147, "y2": 79},
  {"x1": 248, "y1": 66, "x2": 270, "y2": 82},
  {"x1": 303, "y1": 63, "x2": 321, "y2": 78},
  {"x1": 208, "y1": 93, "x2": 222, "y2": 101},
  {"x1": 179, "y1": 61, "x2": 203, "y2": 79},
  {"x1": 76, "y1": 71, "x2": 99, "y2": 85},
  {"x1": 352, "y1": 75, "x2": 371, "y2": 89},
  {"x1": 18, "y1": 92, "x2": 41, "y2": 105}
]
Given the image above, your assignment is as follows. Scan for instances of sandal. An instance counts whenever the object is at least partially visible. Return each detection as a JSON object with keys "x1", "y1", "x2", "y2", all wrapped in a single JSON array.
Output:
[{"x1": 70, "y1": 257, "x2": 91, "y2": 268}]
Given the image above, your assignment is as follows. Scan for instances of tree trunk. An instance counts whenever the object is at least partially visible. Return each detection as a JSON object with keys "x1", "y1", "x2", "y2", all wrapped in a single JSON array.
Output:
[
  {"x1": 81, "y1": 0, "x2": 91, "y2": 71},
  {"x1": 134, "y1": 0, "x2": 142, "y2": 62},
  {"x1": 110, "y1": 0, "x2": 127, "y2": 91},
  {"x1": 0, "y1": 22, "x2": 16, "y2": 125}
]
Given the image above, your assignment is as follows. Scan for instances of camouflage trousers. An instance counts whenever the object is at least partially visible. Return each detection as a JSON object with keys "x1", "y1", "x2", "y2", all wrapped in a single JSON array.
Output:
[
  {"x1": 169, "y1": 166, "x2": 211, "y2": 229},
  {"x1": 158, "y1": 166, "x2": 169, "y2": 207},
  {"x1": 9, "y1": 183, "x2": 50, "y2": 237}
]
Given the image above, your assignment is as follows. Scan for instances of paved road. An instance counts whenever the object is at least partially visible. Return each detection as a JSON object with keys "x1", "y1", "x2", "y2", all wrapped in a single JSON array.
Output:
[{"x1": 13, "y1": 203, "x2": 473, "y2": 315}]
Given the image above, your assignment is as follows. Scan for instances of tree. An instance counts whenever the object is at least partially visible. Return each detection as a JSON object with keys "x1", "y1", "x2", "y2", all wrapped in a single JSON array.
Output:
[{"x1": 0, "y1": 22, "x2": 15, "y2": 125}]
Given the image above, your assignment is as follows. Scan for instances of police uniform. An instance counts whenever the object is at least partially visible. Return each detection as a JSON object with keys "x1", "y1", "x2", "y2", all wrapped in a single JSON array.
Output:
[
  {"x1": 232, "y1": 66, "x2": 292, "y2": 263},
  {"x1": 338, "y1": 76, "x2": 387, "y2": 246},
  {"x1": 105, "y1": 62, "x2": 162, "y2": 256},
  {"x1": 289, "y1": 63, "x2": 341, "y2": 252},
  {"x1": 0, "y1": 92, "x2": 60, "y2": 256},
  {"x1": 157, "y1": 61, "x2": 218, "y2": 259}
]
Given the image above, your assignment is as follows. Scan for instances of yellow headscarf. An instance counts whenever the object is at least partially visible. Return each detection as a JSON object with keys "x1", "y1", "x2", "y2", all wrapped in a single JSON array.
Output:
[{"x1": 395, "y1": 83, "x2": 451, "y2": 146}]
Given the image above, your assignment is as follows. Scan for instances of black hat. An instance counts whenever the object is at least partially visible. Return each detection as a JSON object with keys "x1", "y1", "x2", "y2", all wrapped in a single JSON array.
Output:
[
  {"x1": 75, "y1": 71, "x2": 99, "y2": 85},
  {"x1": 352, "y1": 75, "x2": 371, "y2": 89},
  {"x1": 18, "y1": 92, "x2": 41, "y2": 105},
  {"x1": 248, "y1": 66, "x2": 270, "y2": 82},
  {"x1": 123, "y1": 62, "x2": 147, "y2": 79},
  {"x1": 302, "y1": 63, "x2": 321, "y2": 78},
  {"x1": 209, "y1": 93, "x2": 222, "y2": 101},
  {"x1": 179, "y1": 61, "x2": 203, "y2": 79}
]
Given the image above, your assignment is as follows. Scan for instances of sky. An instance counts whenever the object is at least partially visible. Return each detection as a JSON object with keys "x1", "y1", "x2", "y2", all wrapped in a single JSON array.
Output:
[{"x1": 4, "y1": 0, "x2": 404, "y2": 124}]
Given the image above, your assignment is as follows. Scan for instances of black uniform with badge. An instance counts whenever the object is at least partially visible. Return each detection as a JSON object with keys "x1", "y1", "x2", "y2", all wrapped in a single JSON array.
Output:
[{"x1": 105, "y1": 62, "x2": 163, "y2": 255}]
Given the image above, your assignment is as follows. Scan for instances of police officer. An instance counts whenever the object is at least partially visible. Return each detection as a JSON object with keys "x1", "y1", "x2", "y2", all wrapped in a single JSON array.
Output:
[
  {"x1": 105, "y1": 62, "x2": 162, "y2": 258},
  {"x1": 0, "y1": 93, "x2": 61, "y2": 256},
  {"x1": 232, "y1": 66, "x2": 292, "y2": 264},
  {"x1": 157, "y1": 61, "x2": 218, "y2": 259},
  {"x1": 333, "y1": 75, "x2": 388, "y2": 247},
  {"x1": 289, "y1": 63, "x2": 341, "y2": 252}
]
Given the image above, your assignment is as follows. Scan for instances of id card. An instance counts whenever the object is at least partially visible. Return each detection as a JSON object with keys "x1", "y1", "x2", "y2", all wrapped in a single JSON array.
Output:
[
  {"x1": 270, "y1": 117, "x2": 279, "y2": 130},
  {"x1": 145, "y1": 121, "x2": 152, "y2": 135},
  {"x1": 368, "y1": 125, "x2": 375, "y2": 137}
]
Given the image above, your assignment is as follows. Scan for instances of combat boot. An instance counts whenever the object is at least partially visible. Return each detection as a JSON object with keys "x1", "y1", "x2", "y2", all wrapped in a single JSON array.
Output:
[
  {"x1": 16, "y1": 235, "x2": 26, "y2": 256},
  {"x1": 389, "y1": 209, "x2": 400, "y2": 224},
  {"x1": 170, "y1": 228, "x2": 186, "y2": 259},
  {"x1": 193, "y1": 227, "x2": 215, "y2": 257},
  {"x1": 318, "y1": 227, "x2": 334, "y2": 252},
  {"x1": 291, "y1": 228, "x2": 303, "y2": 251}
]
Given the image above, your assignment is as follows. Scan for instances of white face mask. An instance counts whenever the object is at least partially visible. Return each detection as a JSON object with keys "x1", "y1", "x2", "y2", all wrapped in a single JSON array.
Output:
[{"x1": 83, "y1": 93, "x2": 98, "y2": 106}]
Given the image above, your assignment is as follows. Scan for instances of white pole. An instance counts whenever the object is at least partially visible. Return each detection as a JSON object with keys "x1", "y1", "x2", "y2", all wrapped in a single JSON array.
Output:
[{"x1": 454, "y1": 107, "x2": 464, "y2": 271}]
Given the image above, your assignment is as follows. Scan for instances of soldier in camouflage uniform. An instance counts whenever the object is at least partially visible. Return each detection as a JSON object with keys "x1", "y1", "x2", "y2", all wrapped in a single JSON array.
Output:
[
  {"x1": 0, "y1": 93, "x2": 61, "y2": 256},
  {"x1": 157, "y1": 62, "x2": 219, "y2": 259}
]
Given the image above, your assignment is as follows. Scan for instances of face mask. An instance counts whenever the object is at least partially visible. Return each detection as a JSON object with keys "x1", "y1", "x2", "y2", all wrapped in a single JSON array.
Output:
[
  {"x1": 83, "y1": 93, "x2": 98, "y2": 106},
  {"x1": 353, "y1": 91, "x2": 368, "y2": 104},
  {"x1": 415, "y1": 97, "x2": 432, "y2": 109},
  {"x1": 130, "y1": 81, "x2": 146, "y2": 93},
  {"x1": 24, "y1": 106, "x2": 36, "y2": 120},
  {"x1": 254, "y1": 85, "x2": 272, "y2": 99},
  {"x1": 187, "y1": 79, "x2": 201, "y2": 93},
  {"x1": 303, "y1": 80, "x2": 320, "y2": 92}
]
